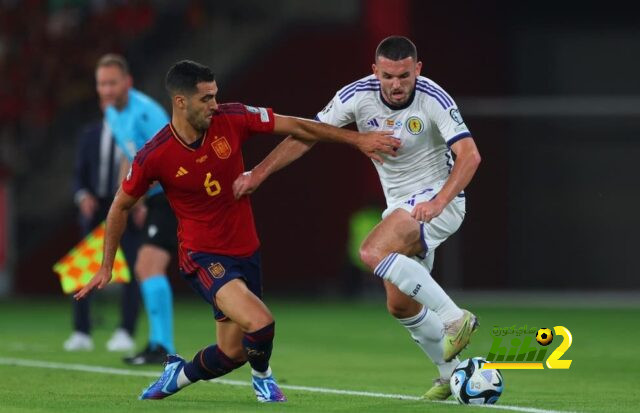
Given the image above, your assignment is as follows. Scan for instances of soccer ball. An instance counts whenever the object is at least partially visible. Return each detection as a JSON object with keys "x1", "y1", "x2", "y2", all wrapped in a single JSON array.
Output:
[
  {"x1": 536, "y1": 328, "x2": 553, "y2": 346},
  {"x1": 450, "y1": 357, "x2": 504, "y2": 405}
]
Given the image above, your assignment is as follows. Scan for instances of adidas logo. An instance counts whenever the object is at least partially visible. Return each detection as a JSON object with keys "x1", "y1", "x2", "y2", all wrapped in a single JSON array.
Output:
[
  {"x1": 366, "y1": 118, "x2": 379, "y2": 127},
  {"x1": 175, "y1": 167, "x2": 188, "y2": 177}
]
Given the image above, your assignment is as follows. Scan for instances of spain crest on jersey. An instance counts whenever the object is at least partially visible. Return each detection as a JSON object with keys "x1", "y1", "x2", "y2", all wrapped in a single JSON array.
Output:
[
  {"x1": 208, "y1": 262, "x2": 226, "y2": 279},
  {"x1": 211, "y1": 136, "x2": 231, "y2": 159}
]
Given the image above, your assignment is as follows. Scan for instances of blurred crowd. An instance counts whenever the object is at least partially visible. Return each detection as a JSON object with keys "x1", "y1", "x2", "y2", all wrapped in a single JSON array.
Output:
[
  {"x1": 0, "y1": 0, "x2": 160, "y2": 174},
  {"x1": 0, "y1": 0, "x2": 211, "y2": 176}
]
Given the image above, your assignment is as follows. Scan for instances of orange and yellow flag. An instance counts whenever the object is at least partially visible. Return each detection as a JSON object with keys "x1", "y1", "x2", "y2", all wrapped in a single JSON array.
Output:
[{"x1": 53, "y1": 222, "x2": 131, "y2": 294}]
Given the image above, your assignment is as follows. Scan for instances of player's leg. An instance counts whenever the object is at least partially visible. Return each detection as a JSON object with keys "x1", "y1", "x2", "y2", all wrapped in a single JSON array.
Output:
[
  {"x1": 215, "y1": 279, "x2": 287, "y2": 402},
  {"x1": 361, "y1": 208, "x2": 463, "y2": 323},
  {"x1": 140, "y1": 319, "x2": 248, "y2": 400},
  {"x1": 126, "y1": 195, "x2": 177, "y2": 364},
  {"x1": 107, "y1": 224, "x2": 139, "y2": 352},
  {"x1": 385, "y1": 281, "x2": 459, "y2": 378},
  {"x1": 360, "y1": 208, "x2": 476, "y2": 361},
  {"x1": 136, "y1": 245, "x2": 173, "y2": 341},
  {"x1": 65, "y1": 217, "x2": 98, "y2": 351},
  {"x1": 139, "y1": 256, "x2": 248, "y2": 400},
  {"x1": 139, "y1": 280, "x2": 284, "y2": 401},
  {"x1": 64, "y1": 298, "x2": 94, "y2": 351}
]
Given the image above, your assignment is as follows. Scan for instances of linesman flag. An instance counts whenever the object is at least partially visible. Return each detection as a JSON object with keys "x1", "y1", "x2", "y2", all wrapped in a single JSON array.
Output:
[{"x1": 53, "y1": 222, "x2": 131, "y2": 294}]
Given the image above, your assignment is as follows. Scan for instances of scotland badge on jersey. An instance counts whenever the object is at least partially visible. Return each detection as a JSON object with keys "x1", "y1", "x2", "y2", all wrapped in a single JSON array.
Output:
[{"x1": 406, "y1": 116, "x2": 424, "y2": 135}]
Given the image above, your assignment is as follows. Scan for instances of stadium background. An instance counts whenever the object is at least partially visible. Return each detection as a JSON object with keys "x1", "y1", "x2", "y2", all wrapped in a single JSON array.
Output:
[{"x1": 1, "y1": 0, "x2": 639, "y2": 297}]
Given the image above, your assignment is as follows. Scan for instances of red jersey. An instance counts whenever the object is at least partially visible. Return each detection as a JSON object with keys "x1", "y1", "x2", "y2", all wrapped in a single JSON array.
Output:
[{"x1": 122, "y1": 103, "x2": 275, "y2": 260}]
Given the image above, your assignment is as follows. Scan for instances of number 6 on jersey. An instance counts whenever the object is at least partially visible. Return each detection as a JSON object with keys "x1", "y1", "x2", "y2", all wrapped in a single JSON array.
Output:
[{"x1": 204, "y1": 172, "x2": 221, "y2": 196}]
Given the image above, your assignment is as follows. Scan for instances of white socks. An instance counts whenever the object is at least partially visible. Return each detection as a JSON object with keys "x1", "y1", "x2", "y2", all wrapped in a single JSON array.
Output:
[
  {"x1": 397, "y1": 306, "x2": 459, "y2": 379},
  {"x1": 375, "y1": 253, "x2": 463, "y2": 324},
  {"x1": 251, "y1": 366, "x2": 272, "y2": 378},
  {"x1": 176, "y1": 369, "x2": 192, "y2": 388}
]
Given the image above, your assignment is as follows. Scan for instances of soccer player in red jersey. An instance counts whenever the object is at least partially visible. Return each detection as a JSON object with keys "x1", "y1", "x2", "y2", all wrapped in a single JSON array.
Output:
[{"x1": 75, "y1": 60, "x2": 400, "y2": 403}]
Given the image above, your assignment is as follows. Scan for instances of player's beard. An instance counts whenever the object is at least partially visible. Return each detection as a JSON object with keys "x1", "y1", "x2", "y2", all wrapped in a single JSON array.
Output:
[{"x1": 186, "y1": 109, "x2": 209, "y2": 134}]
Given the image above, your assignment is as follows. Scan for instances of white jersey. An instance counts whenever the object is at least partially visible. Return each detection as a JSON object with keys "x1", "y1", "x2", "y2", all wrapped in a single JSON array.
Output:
[{"x1": 316, "y1": 74, "x2": 471, "y2": 207}]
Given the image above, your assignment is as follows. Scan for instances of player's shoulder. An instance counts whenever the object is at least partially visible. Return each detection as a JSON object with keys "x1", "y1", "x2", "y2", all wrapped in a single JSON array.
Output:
[
  {"x1": 336, "y1": 74, "x2": 380, "y2": 104},
  {"x1": 414, "y1": 76, "x2": 455, "y2": 109},
  {"x1": 133, "y1": 124, "x2": 172, "y2": 165},
  {"x1": 213, "y1": 102, "x2": 250, "y2": 117}
]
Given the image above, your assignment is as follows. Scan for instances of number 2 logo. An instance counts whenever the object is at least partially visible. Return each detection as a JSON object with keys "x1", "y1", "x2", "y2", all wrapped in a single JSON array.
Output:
[{"x1": 546, "y1": 326, "x2": 573, "y2": 369}]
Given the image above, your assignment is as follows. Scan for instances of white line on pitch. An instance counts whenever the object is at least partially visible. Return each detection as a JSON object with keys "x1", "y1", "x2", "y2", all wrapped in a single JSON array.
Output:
[{"x1": 0, "y1": 357, "x2": 577, "y2": 413}]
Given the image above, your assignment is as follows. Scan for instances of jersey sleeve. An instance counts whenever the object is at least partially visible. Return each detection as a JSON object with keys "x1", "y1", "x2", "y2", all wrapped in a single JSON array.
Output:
[
  {"x1": 428, "y1": 93, "x2": 472, "y2": 147},
  {"x1": 121, "y1": 152, "x2": 154, "y2": 198},
  {"x1": 315, "y1": 90, "x2": 356, "y2": 127},
  {"x1": 242, "y1": 105, "x2": 275, "y2": 135}
]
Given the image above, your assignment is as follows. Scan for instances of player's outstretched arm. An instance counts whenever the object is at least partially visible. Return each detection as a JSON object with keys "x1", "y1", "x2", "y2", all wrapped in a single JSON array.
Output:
[
  {"x1": 411, "y1": 137, "x2": 481, "y2": 222},
  {"x1": 74, "y1": 187, "x2": 139, "y2": 300},
  {"x1": 233, "y1": 135, "x2": 315, "y2": 199},
  {"x1": 272, "y1": 114, "x2": 401, "y2": 163}
]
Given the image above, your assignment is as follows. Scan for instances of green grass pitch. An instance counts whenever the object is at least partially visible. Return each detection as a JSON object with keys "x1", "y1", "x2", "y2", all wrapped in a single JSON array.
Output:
[{"x1": 0, "y1": 296, "x2": 637, "y2": 412}]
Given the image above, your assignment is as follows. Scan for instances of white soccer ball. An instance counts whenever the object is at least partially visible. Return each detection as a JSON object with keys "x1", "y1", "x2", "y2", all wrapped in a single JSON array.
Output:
[{"x1": 449, "y1": 357, "x2": 504, "y2": 404}]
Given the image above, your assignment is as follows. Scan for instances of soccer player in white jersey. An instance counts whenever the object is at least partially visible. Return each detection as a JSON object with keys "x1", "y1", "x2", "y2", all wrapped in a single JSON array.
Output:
[{"x1": 232, "y1": 36, "x2": 481, "y2": 400}]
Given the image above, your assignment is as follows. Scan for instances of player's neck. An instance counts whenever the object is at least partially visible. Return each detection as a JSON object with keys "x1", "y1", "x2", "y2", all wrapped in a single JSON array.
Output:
[{"x1": 171, "y1": 117, "x2": 202, "y2": 145}]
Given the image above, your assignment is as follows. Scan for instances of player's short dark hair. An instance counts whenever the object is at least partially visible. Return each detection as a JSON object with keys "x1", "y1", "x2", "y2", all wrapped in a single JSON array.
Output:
[
  {"x1": 375, "y1": 36, "x2": 417, "y2": 62},
  {"x1": 165, "y1": 60, "x2": 216, "y2": 96},
  {"x1": 96, "y1": 53, "x2": 130, "y2": 74}
]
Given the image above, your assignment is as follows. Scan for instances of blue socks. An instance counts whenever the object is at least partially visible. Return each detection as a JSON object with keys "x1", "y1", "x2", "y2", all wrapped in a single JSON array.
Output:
[
  {"x1": 243, "y1": 322, "x2": 275, "y2": 373},
  {"x1": 140, "y1": 275, "x2": 175, "y2": 353}
]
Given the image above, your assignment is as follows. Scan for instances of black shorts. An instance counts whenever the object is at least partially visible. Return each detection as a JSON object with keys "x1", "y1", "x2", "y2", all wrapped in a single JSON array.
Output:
[
  {"x1": 180, "y1": 250, "x2": 262, "y2": 321},
  {"x1": 142, "y1": 193, "x2": 178, "y2": 252}
]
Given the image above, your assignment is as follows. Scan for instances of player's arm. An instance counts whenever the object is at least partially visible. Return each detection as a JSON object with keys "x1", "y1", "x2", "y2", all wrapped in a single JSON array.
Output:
[
  {"x1": 74, "y1": 187, "x2": 139, "y2": 300},
  {"x1": 118, "y1": 157, "x2": 147, "y2": 227},
  {"x1": 272, "y1": 114, "x2": 400, "y2": 163},
  {"x1": 411, "y1": 137, "x2": 481, "y2": 222},
  {"x1": 233, "y1": 135, "x2": 315, "y2": 199}
]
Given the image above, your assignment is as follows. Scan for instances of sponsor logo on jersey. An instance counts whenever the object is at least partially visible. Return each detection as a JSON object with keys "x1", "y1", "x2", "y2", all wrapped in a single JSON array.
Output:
[
  {"x1": 208, "y1": 262, "x2": 226, "y2": 279},
  {"x1": 366, "y1": 118, "x2": 379, "y2": 127},
  {"x1": 450, "y1": 108, "x2": 464, "y2": 125},
  {"x1": 211, "y1": 136, "x2": 232, "y2": 159},
  {"x1": 175, "y1": 166, "x2": 188, "y2": 177},
  {"x1": 196, "y1": 154, "x2": 208, "y2": 163},
  {"x1": 406, "y1": 116, "x2": 424, "y2": 135}
]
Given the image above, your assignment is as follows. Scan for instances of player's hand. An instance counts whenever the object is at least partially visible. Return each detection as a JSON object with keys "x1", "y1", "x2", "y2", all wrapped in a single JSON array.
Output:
[
  {"x1": 233, "y1": 171, "x2": 261, "y2": 199},
  {"x1": 356, "y1": 131, "x2": 401, "y2": 164},
  {"x1": 79, "y1": 194, "x2": 98, "y2": 219},
  {"x1": 73, "y1": 266, "x2": 113, "y2": 300},
  {"x1": 411, "y1": 198, "x2": 446, "y2": 223}
]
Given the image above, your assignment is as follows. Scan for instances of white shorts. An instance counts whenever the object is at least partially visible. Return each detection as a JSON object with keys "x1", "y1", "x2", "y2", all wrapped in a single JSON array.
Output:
[{"x1": 382, "y1": 182, "x2": 466, "y2": 270}]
